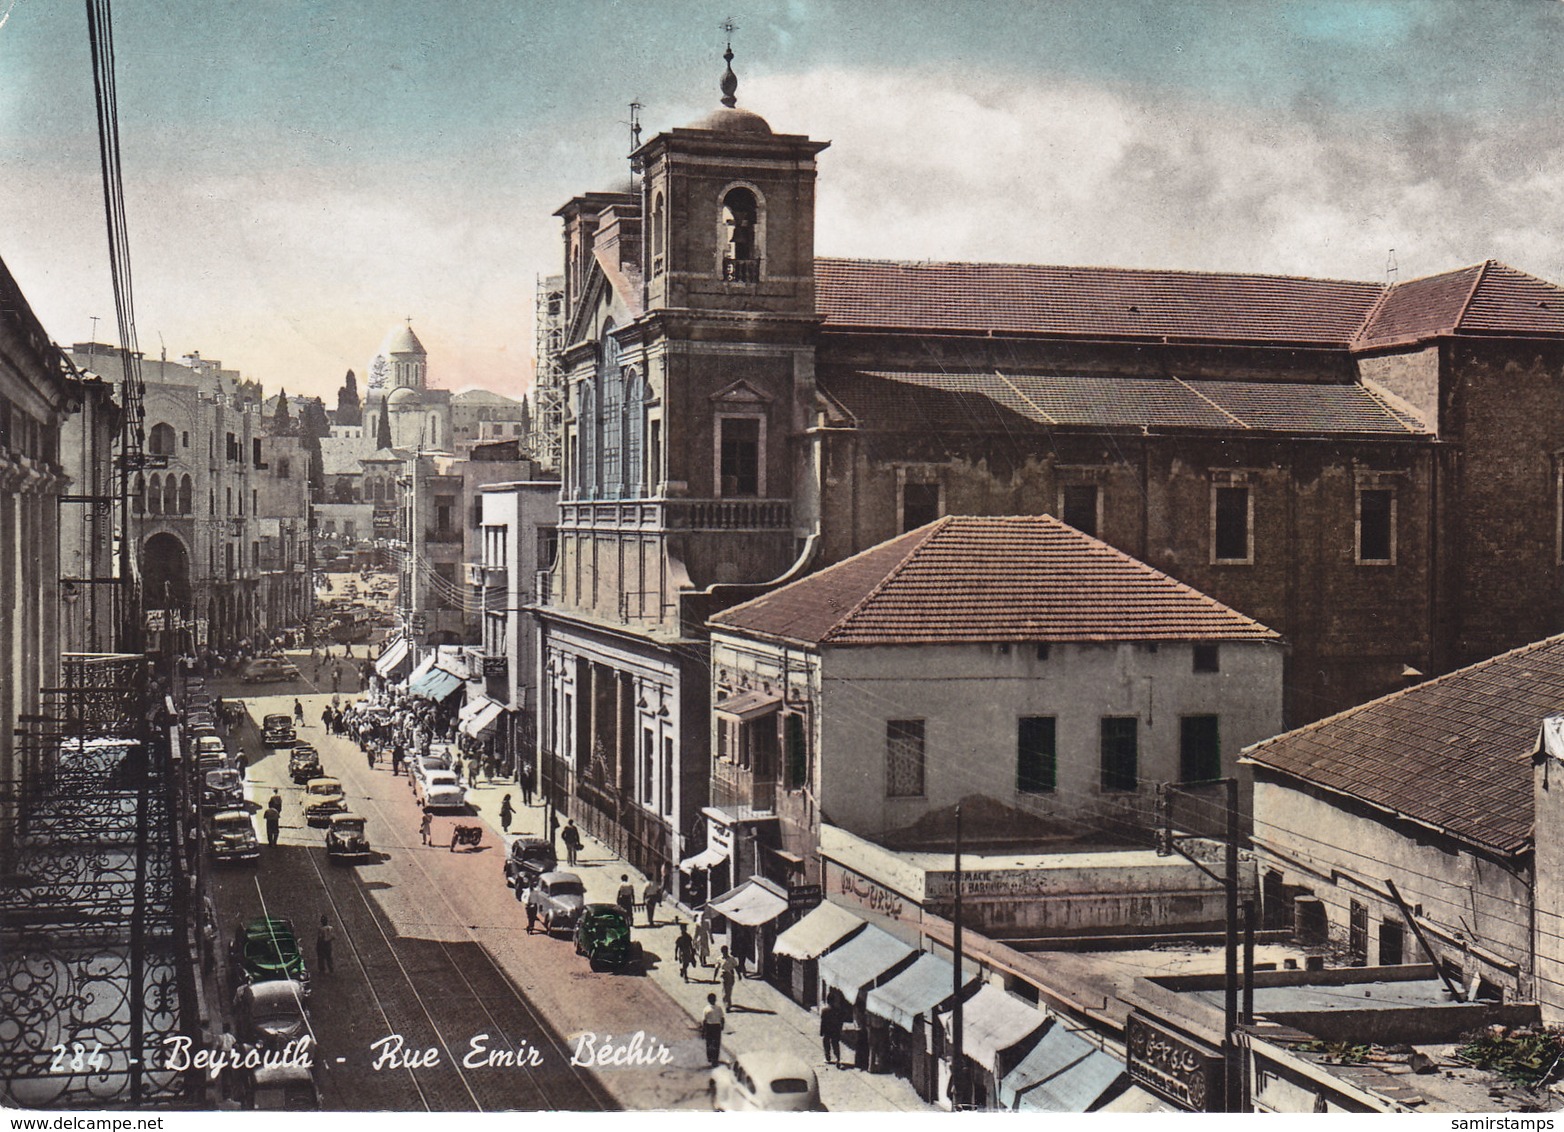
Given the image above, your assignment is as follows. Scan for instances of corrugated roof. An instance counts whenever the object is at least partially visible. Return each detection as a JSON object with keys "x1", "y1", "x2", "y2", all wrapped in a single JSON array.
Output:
[
  {"x1": 710, "y1": 515, "x2": 1280, "y2": 647},
  {"x1": 816, "y1": 258, "x2": 1384, "y2": 345},
  {"x1": 826, "y1": 371, "x2": 1426, "y2": 436},
  {"x1": 1242, "y1": 634, "x2": 1564, "y2": 856}
]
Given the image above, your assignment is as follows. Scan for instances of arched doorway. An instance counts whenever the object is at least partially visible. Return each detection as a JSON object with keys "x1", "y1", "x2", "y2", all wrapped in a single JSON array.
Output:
[{"x1": 141, "y1": 532, "x2": 192, "y2": 611}]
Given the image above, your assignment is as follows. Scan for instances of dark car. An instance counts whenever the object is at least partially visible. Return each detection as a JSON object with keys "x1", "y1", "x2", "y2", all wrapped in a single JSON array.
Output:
[
  {"x1": 573, "y1": 904, "x2": 641, "y2": 971},
  {"x1": 525, "y1": 871, "x2": 586, "y2": 934},
  {"x1": 208, "y1": 810, "x2": 260, "y2": 863},
  {"x1": 288, "y1": 745, "x2": 323, "y2": 784},
  {"x1": 324, "y1": 813, "x2": 371, "y2": 861},
  {"x1": 244, "y1": 657, "x2": 301, "y2": 684},
  {"x1": 230, "y1": 916, "x2": 311, "y2": 995},
  {"x1": 504, "y1": 837, "x2": 557, "y2": 891},
  {"x1": 262, "y1": 714, "x2": 296, "y2": 747},
  {"x1": 201, "y1": 767, "x2": 245, "y2": 812}
]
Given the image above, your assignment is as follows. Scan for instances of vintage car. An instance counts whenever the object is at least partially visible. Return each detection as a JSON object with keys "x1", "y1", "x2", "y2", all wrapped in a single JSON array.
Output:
[
  {"x1": 243, "y1": 657, "x2": 301, "y2": 684},
  {"x1": 408, "y1": 750, "x2": 452, "y2": 792},
  {"x1": 201, "y1": 768, "x2": 245, "y2": 811},
  {"x1": 194, "y1": 734, "x2": 228, "y2": 762},
  {"x1": 185, "y1": 710, "x2": 216, "y2": 732},
  {"x1": 524, "y1": 871, "x2": 586, "y2": 933},
  {"x1": 415, "y1": 769, "x2": 465, "y2": 813},
  {"x1": 288, "y1": 745, "x2": 323, "y2": 784},
  {"x1": 324, "y1": 813, "x2": 372, "y2": 861},
  {"x1": 573, "y1": 903, "x2": 641, "y2": 972},
  {"x1": 261, "y1": 714, "x2": 296, "y2": 747},
  {"x1": 208, "y1": 810, "x2": 260, "y2": 862},
  {"x1": 244, "y1": 1063, "x2": 319, "y2": 1111},
  {"x1": 234, "y1": 979, "x2": 309, "y2": 1049},
  {"x1": 503, "y1": 837, "x2": 557, "y2": 890},
  {"x1": 710, "y1": 1052, "x2": 825, "y2": 1112},
  {"x1": 230, "y1": 916, "x2": 310, "y2": 994},
  {"x1": 302, "y1": 778, "x2": 347, "y2": 826}
]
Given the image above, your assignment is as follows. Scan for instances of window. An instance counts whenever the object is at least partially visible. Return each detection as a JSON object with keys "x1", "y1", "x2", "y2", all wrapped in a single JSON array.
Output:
[
  {"x1": 1035, "y1": 643, "x2": 1051, "y2": 661},
  {"x1": 148, "y1": 422, "x2": 176, "y2": 457},
  {"x1": 343, "y1": 520, "x2": 356, "y2": 539},
  {"x1": 1212, "y1": 484, "x2": 1252, "y2": 563},
  {"x1": 651, "y1": 192, "x2": 665, "y2": 276},
  {"x1": 1061, "y1": 484, "x2": 1099, "y2": 538},
  {"x1": 181, "y1": 430, "x2": 189, "y2": 448},
  {"x1": 902, "y1": 482, "x2": 940, "y2": 532},
  {"x1": 1016, "y1": 717, "x2": 1056, "y2": 794},
  {"x1": 1379, "y1": 919, "x2": 1405, "y2": 966},
  {"x1": 147, "y1": 473, "x2": 162, "y2": 515},
  {"x1": 886, "y1": 719, "x2": 925, "y2": 797},
  {"x1": 648, "y1": 419, "x2": 661, "y2": 491},
  {"x1": 719, "y1": 417, "x2": 761, "y2": 497},
  {"x1": 1357, "y1": 488, "x2": 1394, "y2": 564},
  {"x1": 721, "y1": 188, "x2": 759, "y2": 282},
  {"x1": 1100, "y1": 717, "x2": 1138, "y2": 792},
  {"x1": 277, "y1": 457, "x2": 290, "y2": 480},
  {"x1": 784, "y1": 712, "x2": 807, "y2": 789},
  {"x1": 252, "y1": 437, "x2": 263, "y2": 466},
  {"x1": 1348, "y1": 900, "x2": 1368, "y2": 966},
  {"x1": 1193, "y1": 644, "x2": 1220, "y2": 673},
  {"x1": 1180, "y1": 715, "x2": 1221, "y2": 783},
  {"x1": 178, "y1": 475, "x2": 192, "y2": 515}
]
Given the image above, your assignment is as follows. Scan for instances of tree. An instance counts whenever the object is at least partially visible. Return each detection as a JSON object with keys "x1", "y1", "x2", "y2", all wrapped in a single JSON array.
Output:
[
  {"x1": 376, "y1": 396, "x2": 393, "y2": 450},
  {"x1": 298, "y1": 397, "x2": 331, "y2": 495},
  {"x1": 271, "y1": 387, "x2": 293, "y2": 435},
  {"x1": 336, "y1": 369, "x2": 362, "y2": 426}
]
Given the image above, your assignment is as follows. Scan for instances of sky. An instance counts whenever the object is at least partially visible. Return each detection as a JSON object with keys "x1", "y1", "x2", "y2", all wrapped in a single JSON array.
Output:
[{"x1": 4, "y1": 0, "x2": 1564, "y2": 402}]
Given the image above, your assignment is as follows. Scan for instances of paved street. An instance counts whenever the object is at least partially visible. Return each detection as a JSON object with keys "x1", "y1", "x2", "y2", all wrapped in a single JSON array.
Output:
[{"x1": 206, "y1": 685, "x2": 711, "y2": 1111}]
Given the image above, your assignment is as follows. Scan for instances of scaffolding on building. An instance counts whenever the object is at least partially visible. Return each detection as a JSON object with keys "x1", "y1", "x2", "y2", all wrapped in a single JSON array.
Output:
[{"x1": 531, "y1": 274, "x2": 567, "y2": 473}]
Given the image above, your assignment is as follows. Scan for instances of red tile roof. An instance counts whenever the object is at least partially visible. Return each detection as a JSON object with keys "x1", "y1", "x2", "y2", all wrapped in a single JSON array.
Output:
[
  {"x1": 1242, "y1": 635, "x2": 1564, "y2": 856},
  {"x1": 709, "y1": 515, "x2": 1280, "y2": 648},
  {"x1": 1355, "y1": 261, "x2": 1564, "y2": 350},
  {"x1": 815, "y1": 258, "x2": 1384, "y2": 346}
]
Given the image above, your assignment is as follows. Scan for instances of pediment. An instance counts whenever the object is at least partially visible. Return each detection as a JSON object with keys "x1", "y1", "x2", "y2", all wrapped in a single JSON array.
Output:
[{"x1": 709, "y1": 379, "x2": 773, "y2": 406}]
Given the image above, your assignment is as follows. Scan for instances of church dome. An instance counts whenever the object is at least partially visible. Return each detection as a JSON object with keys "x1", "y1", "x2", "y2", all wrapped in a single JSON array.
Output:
[
  {"x1": 689, "y1": 106, "x2": 772, "y2": 135},
  {"x1": 385, "y1": 323, "x2": 426, "y2": 356},
  {"x1": 386, "y1": 386, "x2": 421, "y2": 408}
]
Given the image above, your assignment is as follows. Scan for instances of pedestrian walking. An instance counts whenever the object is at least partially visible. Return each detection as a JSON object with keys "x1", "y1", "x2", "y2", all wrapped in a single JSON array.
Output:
[
  {"x1": 420, "y1": 812, "x2": 433, "y2": 846},
  {"x1": 316, "y1": 914, "x2": 336, "y2": 973},
  {"x1": 616, "y1": 874, "x2": 636, "y2": 920},
  {"x1": 524, "y1": 898, "x2": 538, "y2": 935},
  {"x1": 391, "y1": 745, "x2": 404, "y2": 777},
  {"x1": 499, "y1": 794, "x2": 514, "y2": 835},
  {"x1": 694, "y1": 916, "x2": 712, "y2": 969},
  {"x1": 561, "y1": 819, "x2": 582, "y2": 867},
  {"x1": 643, "y1": 877, "x2": 661, "y2": 927},
  {"x1": 702, "y1": 994, "x2": 725, "y2": 1067},
  {"x1": 267, "y1": 790, "x2": 283, "y2": 813},
  {"x1": 453, "y1": 755, "x2": 464, "y2": 785},
  {"x1": 820, "y1": 994, "x2": 844, "y2": 1066},
  {"x1": 331, "y1": 669, "x2": 341, "y2": 693},
  {"x1": 674, "y1": 924, "x2": 695, "y2": 982},
  {"x1": 718, "y1": 946, "x2": 738, "y2": 1010},
  {"x1": 263, "y1": 806, "x2": 280, "y2": 847},
  {"x1": 293, "y1": 699, "x2": 304, "y2": 726},
  {"x1": 519, "y1": 763, "x2": 534, "y2": 806}
]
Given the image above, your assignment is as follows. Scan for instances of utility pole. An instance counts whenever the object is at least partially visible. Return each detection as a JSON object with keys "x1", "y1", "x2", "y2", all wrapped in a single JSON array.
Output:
[{"x1": 950, "y1": 802, "x2": 964, "y2": 1110}]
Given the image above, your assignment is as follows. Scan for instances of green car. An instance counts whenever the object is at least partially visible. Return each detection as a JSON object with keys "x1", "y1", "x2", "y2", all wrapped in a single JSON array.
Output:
[
  {"x1": 573, "y1": 904, "x2": 642, "y2": 972},
  {"x1": 230, "y1": 916, "x2": 311, "y2": 997}
]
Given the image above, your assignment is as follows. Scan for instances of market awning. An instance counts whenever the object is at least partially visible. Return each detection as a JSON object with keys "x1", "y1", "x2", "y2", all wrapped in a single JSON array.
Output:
[
  {"x1": 409, "y1": 665, "x2": 464, "y2": 701},
  {"x1": 679, "y1": 845, "x2": 728, "y2": 873},
  {"x1": 708, "y1": 879, "x2": 789, "y2": 927},
  {"x1": 938, "y1": 984, "x2": 1048, "y2": 1074},
  {"x1": 817, "y1": 924, "x2": 916, "y2": 1001},
  {"x1": 374, "y1": 637, "x2": 412, "y2": 679},
  {"x1": 714, "y1": 688, "x2": 782, "y2": 723},
  {"x1": 997, "y1": 1020, "x2": 1127, "y2": 1112},
  {"x1": 459, "y1": 698, "x2": 507, "y2": 740},
  {"x1": 865, "y1": 952, "x2": 978, "y2": 1032},
  {"x1": 773, "y1": 902, "x2": 865, "y2": 961}
]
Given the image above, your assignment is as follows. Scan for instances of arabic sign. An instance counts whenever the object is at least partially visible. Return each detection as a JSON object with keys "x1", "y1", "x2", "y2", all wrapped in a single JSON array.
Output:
[
  {"x1": 826, "y1": 862, "x2": 911, "y2": 922},
  {"x1": 1125, "y1": 1012, "x2": 1222, "y2": 1111}
]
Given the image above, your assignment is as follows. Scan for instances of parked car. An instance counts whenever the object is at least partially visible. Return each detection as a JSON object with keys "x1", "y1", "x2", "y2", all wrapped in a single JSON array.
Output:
[
  {"x1": 710, "y1": 1052, "x2": 824, "y2": 1112},
  {"x1": 202, "y1": 767, "x2": 245, "y2": 811},
  {"x1": 230, "y1": 916, "x2": 310, "y2": 994},
  {"x1": 234, "y1": 980, "x2": 309, "y2": 1049},
  {"x1": 415, "y1": 769, "x2": 465, "y2": 813},
  {"x1": 525, "y1": 871, "x2": 586, "y2": 933},
  {"x1": 243, "y1": 1063, "x2": 319, "y2": 1111},
  {"x1": 503, "y1": 837, "x2": 557, "y2": 890},
  {"x1": 324, "y1": 813, "x2": 372, "y2": 861},
  {"x1": 244, "y1": 657, "x2": 301, "y2": 684},
  {"x1": 208, "y1": 810, "x2": 260, "y2": 862},
  {"x1": 573, "y1": 904, "x2": 641, "y2": 971},
  {"x1": 195, "y1": 734, "x2": 228, "y2": 763},
  {"x1": 288, "y1": 746, "x2": 323, "y2": 784},
  {"x1": 302, "y1": 778, "x2": 347, "y2": 826},
  {"x1": 408, "y1": 750, "x2": 451, "y2": 792},
  {"x1": 262, "y1": 714, "x2": 295, "y2": 747}
]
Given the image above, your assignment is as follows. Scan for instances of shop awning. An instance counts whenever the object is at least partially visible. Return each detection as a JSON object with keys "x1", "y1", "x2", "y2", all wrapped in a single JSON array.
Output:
[
  {"x1": 714, "y1": 688, "x2": 782, "y2": 723},
  {"x1": 997, "y1": 1021, "x2": 1127, "y2": 1112},
  {"x1": 679, "y1": 846, "x2": 728, "y2": 873},
  {"x1": 938, "y1": 984, "x2": 1049, "y2": 1074},
  {"x1": 708, "y1": 879, "x2": 789, "y2": 927},
  {"x1": 773, "y1": 902, "x2": 865, "y2": 962},
  {"x1": 374, "y1": 637, "x2": 412, "y2": 679},
  {"x1": 459, "y1": 697, "x2": 507, "y2": 740},
  {"x1": 865, "y1": 952, "x2": 978, "y2": 1032},
  {"x1": 409, "y1": 664, "x2": 464, "y2": 701},
  {"x1": 817, "y1": 925, "x2": 916, "y2": 1001}
]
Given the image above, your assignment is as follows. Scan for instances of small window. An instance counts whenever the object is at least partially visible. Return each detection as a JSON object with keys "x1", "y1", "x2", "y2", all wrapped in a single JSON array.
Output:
[
  {"x1": 181, "y1": 430, "x2": 189, "y2": 448},
  {"x1": 252, "y1": 437, "x2": 263, "y2": 467},
  {"x1": 784, "y1": 713, "x2": 807, "y2": 790},
  {"x1": 1017, "y1": 716, "x2": 1056, "y2": 794},
  {"x1": 1348, "y1": 900, "x2": 1368, "y2": 966},
  {"x1": 277, "y1": 457, "x2": 290, "y2": 480},
  {"x1": 1379, "y1": 919, "x2": 1405, "y2": 966},
  {"x1": 1061, "y1": 484, "x2": 1099, "y2": 538},
  {"x1": 719, "y1": 417, "x2": 760, "y2": 497},
  {"x1": 1357, "y1": 488, "x2": 1394, "y2": 564},
  {"x1": 721, "y1": 188, "x2": 759, "y2": 282},
  {"x1": 1179, "y1": 715, "x2": 1221, "y2": 783},
  {"x1": 886, "y1": 719, "x2": 925, "y2": 797},
  {"x1": 1100, "y1": 717, "x2": 1138, "y2": 792},
  {"x1": 1035, "y1": 643, "x2": 1051, "y2": 661},
  {"x1": 1193, "y1": 644, "x2": 1220, "y2": 673},
  {"x1": 1213, "y1": 484, "x2": 1251, "y2": 563},
  {"x1": 902, "y1": 482, "x2": 940, "y2": 532}
]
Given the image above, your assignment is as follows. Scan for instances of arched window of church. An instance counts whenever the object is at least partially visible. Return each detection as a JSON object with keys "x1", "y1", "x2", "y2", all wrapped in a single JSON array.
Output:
[
  {"x1": 148, "y1": 473, "x2": 163, "y2": 515},
  {"x1": 652, "y1": 192, "x2": 666, "y2": 277},
  {"x1": 148, "y1": 422, "x2": 176, "y2": 457},
  {"x1": 164, "y1": 476, "x2": 178, "y2": 516},
  {"x1": 601, "y1": 327, "x2": 622, "y2": 497},
  {"x1": 179, "y1": 474, "x2": 193, "y2": 515},
  {"x1": 577, "y1": 383, "x2": 596, "y2": 499},
  {"x1": 721, "y1": 188, "x2": 759, "y2": 283},
  {"x1": 624, "y1": 369, "x2": 644, "y2": 498},
  {"x1": 428, "y1": 412, "x2": 440, "y2": 447}
]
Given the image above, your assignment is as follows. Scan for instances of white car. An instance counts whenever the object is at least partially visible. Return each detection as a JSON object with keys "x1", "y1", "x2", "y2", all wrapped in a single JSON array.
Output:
[
  {"x1": 710, "y1": 1051, "x2": 824, "y2": 1112},
  {"x1": 416, "y1": 769, "x2": 465, "y2": 812},
  {"x1": 195, "y1": 735, "x2": 228, "y2": 763},
  {"x1": 408, "y1": 751, "x2": 451, "y2": 794}
]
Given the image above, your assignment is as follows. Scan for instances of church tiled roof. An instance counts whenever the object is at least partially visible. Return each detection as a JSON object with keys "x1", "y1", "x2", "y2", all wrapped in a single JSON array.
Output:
[
  {"x1": 1353, "y1": 261, "x2": 1564, "y2": 350},
  {"x1": 1242, "y1": 634, "x2": 1564, "y2": 857},
  {"x1": 709, "y1": 515, "x2": 1279, "y2": 648}
]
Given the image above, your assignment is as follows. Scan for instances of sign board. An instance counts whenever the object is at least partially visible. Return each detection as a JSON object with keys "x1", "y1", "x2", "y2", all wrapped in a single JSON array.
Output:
[
  {"x1": 1125, "y1": 1012, "x2": 1223, "y2": 1112},
  {"x1": 194, "y1": 618, "x2": 208, "y2": 646},
  {"x1": 373, "y1": 508, "x2": 397, "y2": 532},
  {"x1": 483, "y1": 656, "x2": 508, "y2": 677},
  {"x1": 144, "y1": 610, "x2": 166, "y2": 631},
  {"x1": 787, "y1": 883, "x2": 823, "y2": 912}
]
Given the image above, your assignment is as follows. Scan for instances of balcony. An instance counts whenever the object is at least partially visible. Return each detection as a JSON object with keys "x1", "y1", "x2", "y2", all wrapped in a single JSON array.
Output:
[
  {"x1": 721, "y1": 257, "x2": 759, "y2": 284},
  {"x1": 712, "y1": 760, "x2": 775, "y2": 813},
  {"x1": 463, "y1": 562, "x2": 509, "y2": 588},
  {"x1": 559, "y1": 498, "x2": 790, "y2": 533}
]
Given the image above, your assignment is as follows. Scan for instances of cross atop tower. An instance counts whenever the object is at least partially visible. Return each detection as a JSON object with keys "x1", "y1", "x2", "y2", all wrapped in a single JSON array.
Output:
[{"x1": 719, "y1": 18, "x2": 740, "y2": 108}]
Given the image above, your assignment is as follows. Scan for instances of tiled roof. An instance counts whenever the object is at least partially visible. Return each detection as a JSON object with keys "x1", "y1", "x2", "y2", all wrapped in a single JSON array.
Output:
[
  {"x1": 1355, "y1": 261, "x2": 1564, "y2": 350},
  {"x1": 822, "y1": 370, "x2": 1427, "y2": 436},
  {"x1": 815, "y1": 258, "x2": 1384, "y2": 346},
  {"x1": 1242, "y1": 635, "x2": 1564, "y2": 856},
  {"x1": 710, "y1": 515, "x2": 1279, "y2": 647}
]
